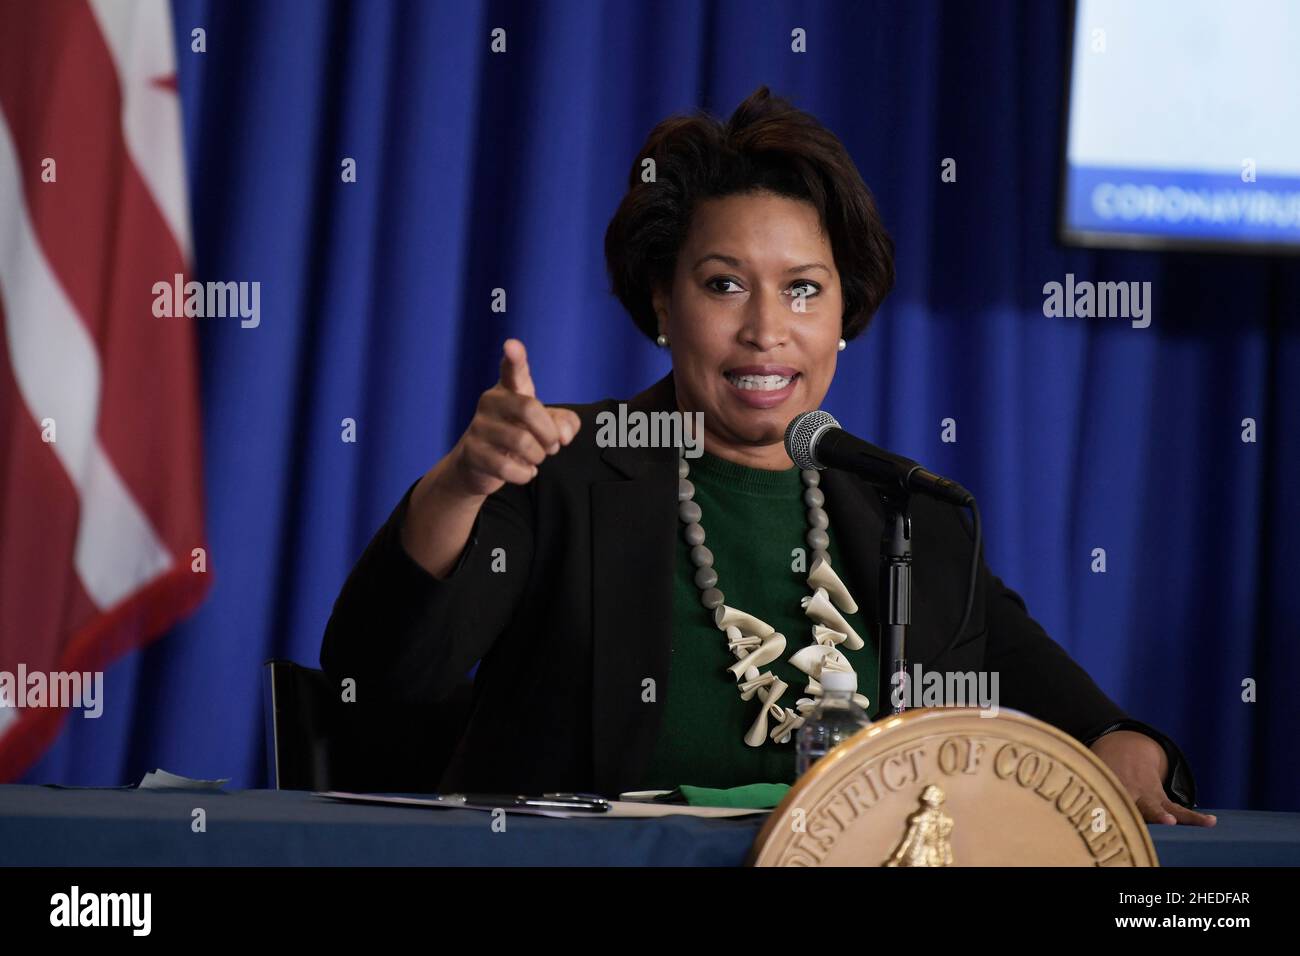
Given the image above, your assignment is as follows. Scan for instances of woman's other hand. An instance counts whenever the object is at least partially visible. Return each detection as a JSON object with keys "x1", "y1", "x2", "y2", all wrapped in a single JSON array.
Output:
[{"x1": 1090, "y1": 730, "x2": 1217, "y2": 827}]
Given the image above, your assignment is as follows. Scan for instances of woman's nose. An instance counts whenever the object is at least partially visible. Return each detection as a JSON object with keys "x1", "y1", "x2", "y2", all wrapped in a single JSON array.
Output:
[{"x1": 739, "y1": 287, "x2": 789, "y2": 351}]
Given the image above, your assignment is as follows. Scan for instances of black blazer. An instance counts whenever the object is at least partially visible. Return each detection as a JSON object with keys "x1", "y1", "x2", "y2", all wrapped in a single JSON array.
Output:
[{"x1": 321, "y1": 373, "x2": 1196, "y2": 804}]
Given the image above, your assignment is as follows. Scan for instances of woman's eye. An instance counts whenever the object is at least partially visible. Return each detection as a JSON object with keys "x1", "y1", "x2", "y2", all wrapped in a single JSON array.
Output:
[
  {"x1": 788, "y1": 280, "x2": 821, "y2": 298},
  {"x1": 706, "y1": 276, "x2": 744, "y2": 294}
]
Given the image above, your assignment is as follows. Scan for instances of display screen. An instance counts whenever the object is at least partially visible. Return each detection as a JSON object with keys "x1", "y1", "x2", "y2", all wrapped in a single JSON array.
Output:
[{"x1": 1063, "y1": 0, "x2": 1300, "y2": 252}]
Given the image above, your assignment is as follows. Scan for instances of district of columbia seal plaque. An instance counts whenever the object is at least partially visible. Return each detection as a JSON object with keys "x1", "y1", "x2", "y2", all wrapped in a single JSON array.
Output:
[{"x1": 749, "y1": 708, "x2": 1159, "y2": 867}]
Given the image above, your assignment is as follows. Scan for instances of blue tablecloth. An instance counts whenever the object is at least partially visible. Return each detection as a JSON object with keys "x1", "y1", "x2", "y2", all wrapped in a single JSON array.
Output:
[{"x1": 0, "y1": 786, "x2": 1296, "y2": 866}]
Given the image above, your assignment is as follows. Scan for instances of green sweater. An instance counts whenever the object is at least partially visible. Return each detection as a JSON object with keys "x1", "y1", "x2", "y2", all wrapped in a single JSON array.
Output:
[{"x1": 640, "y1": 451, "x2": 879, "y2": 790}]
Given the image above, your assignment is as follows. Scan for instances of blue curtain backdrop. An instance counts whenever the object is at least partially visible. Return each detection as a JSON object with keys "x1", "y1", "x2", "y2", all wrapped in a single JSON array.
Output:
[{"x1": 24, "y1": 0, "x2": 1298, "y2": 811}]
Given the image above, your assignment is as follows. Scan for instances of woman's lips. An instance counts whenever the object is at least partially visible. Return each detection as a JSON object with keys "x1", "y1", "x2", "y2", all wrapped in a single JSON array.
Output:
[{"x1": 723, "y1": 369, "x2": 801, "y2": 409}]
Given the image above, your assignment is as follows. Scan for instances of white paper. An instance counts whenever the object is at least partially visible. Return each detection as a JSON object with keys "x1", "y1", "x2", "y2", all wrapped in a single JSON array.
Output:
[
  {"x1": 137, "y1": 769, "x2": 230, "y2": 791},
  {"x1": 315, "y1": 791, "x2": 767, "y2": 819}
]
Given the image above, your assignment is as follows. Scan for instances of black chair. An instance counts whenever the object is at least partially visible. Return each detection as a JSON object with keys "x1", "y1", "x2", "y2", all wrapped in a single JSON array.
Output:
[{"x1": 262, "y1": 659, "x2": 473, "y2": 792}]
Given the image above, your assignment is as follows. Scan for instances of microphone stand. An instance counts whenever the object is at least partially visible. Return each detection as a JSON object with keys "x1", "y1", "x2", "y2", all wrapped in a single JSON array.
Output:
[{"x1": 877, "y1": 491, "x2": 912, "y2": 716}]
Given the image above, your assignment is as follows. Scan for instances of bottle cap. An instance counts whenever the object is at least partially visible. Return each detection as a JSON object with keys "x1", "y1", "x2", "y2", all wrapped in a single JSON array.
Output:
[{"x1": 819, "y1": 670, "x2": 857, "y2": 692}]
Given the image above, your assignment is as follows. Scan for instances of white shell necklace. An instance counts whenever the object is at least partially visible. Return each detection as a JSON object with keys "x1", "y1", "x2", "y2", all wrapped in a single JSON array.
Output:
[{"x1": 677, "y1": 449, "x2": 871, "y2": 747}]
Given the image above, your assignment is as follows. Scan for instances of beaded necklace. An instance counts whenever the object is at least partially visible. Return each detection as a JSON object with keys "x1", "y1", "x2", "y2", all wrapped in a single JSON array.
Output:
[{"x1": 676, "y1": 449, "x2": 870, "y2": 747}]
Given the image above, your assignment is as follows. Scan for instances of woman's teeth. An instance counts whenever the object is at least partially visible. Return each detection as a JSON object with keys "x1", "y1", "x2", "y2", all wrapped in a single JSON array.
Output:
[{"x1": 725, "y1": 373, "x2": 795, "y2": 391}]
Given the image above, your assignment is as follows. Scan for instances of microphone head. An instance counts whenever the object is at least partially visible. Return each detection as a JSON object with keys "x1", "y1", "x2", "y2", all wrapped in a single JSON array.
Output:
[{"x1": 784, "y1": 410, "x2": 840, "y2": 470}]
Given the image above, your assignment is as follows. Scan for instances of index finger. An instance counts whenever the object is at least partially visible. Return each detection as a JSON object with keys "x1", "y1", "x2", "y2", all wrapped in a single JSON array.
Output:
[{"x1": 499, "y1": 339, "x2": 536, "y2": 398}]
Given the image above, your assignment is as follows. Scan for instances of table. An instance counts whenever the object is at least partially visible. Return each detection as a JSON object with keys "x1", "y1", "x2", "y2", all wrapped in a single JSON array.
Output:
[{"x1": 1, "y1": 786, "x2": 1296, "y2": 866}]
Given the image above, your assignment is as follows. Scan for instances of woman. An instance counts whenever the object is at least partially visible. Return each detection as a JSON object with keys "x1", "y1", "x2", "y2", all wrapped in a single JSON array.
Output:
[{"x1": 322, "y1": 87, "x2": 1213, "y2": 826}]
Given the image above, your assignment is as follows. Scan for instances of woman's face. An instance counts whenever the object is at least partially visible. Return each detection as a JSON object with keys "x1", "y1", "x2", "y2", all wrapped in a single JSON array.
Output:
[{"x1": 653, "y1": 190, "x2": 844, "y2": 468}]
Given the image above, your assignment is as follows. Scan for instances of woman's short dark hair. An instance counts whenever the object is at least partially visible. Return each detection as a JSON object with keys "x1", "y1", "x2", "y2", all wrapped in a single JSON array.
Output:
[{"x1": 605, "y1": 86, "x2": 895, "y2": 343}]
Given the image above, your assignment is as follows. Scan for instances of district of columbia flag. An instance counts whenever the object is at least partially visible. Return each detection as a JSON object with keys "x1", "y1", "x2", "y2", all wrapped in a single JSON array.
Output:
[{"x1": 0, "y1": 0, "x2": 210, "y2": 778}]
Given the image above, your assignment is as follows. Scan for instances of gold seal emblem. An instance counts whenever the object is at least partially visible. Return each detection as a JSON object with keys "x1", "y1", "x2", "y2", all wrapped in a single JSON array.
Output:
[
  {"x1": 884, "y1": 784, "x2": 954, "y2": 867},
  {"x1": 749, "y1": 708, "x2": 1158, "y2": 867}
]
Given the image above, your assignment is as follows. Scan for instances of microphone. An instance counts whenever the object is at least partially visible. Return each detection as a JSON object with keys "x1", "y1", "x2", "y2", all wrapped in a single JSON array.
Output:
[{"x1": 784, "y1": 410, "x2": 974, "y2": 506}]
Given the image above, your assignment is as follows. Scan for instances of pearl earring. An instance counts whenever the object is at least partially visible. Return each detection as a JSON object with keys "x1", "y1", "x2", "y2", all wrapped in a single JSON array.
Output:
[
  {"x1": 837, "y1": 338, "x2": 846, "y2": 352},
  {"x1": 656, "y1": 333, "x2": 669, "y2": 348}
]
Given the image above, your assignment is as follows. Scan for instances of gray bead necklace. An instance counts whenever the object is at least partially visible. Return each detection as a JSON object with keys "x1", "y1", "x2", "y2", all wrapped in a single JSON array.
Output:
[{"x1": 676, "y1": 449, "x2": 869, "y2": 748}]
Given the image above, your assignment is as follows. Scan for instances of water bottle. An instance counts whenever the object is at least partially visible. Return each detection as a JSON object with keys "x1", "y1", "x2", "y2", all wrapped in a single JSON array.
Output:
[{"x1": 795, "y1": 670, "x2": 871, "y2": 777}]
